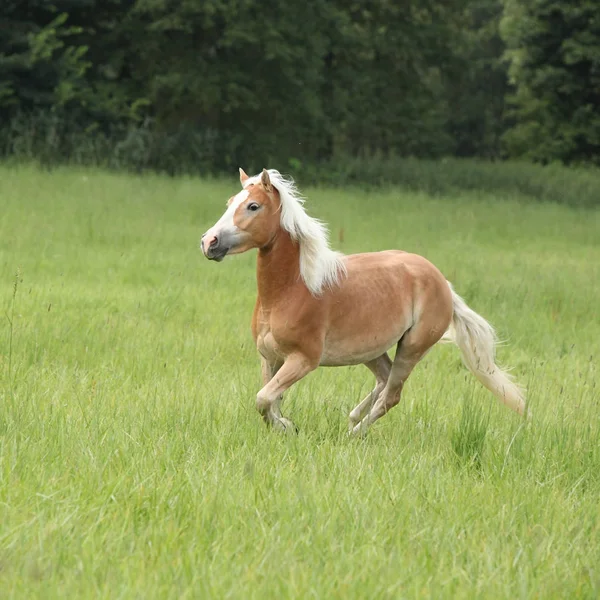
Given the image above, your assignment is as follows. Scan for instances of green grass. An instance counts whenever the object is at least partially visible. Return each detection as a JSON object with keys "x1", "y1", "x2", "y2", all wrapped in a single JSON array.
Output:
[{"x1": 0, "y1": 164, "x2": 599, "y2": 598}]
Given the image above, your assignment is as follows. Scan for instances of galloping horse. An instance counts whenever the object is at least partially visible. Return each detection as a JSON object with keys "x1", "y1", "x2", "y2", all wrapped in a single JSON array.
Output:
[{"x1": 201, "y1": 169, "x2": 526, "y2": 434}]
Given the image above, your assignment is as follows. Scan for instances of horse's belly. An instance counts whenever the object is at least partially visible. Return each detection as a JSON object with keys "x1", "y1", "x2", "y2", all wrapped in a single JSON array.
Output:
[{"x1": 319, "y1": 329, "x2": 404, "y2": 366}]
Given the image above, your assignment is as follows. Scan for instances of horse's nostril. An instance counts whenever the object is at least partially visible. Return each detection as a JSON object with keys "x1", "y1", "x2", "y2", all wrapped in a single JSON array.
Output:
[{"x1": 209, "y1": 235, "x2": 219, "y2": 247}]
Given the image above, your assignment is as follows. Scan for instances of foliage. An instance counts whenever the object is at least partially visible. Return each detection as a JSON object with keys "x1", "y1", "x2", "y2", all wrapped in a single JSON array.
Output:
[
  {"x1": 445, "y1": 0, "x2": 510, "y2": 158},
  {"x1": 126, "y1": 0, "x2": 463, "y2": 168},
  {"x1": 0, "y1": 2, "x2": 90, "y2": 115},
  {"x1": 501, "y1": 0, "x2": 600, "y2": 164},
  {"x1": 1, "y1": 0, "x2": 599, "y2": 170}
]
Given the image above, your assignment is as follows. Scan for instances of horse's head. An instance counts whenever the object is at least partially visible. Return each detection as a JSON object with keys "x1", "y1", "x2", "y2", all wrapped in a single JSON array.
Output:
[{"x1": 201, "y1": 169, "x2": 281, "y2": 261}]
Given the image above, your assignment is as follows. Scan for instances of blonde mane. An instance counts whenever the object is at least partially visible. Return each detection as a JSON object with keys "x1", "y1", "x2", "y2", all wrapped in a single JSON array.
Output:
[{"x1": 244, "y1": 170, "x2": 346, "y2": 295}]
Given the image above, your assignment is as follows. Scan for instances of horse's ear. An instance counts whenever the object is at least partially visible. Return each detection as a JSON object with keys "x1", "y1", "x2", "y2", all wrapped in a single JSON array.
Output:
[
  {"x1": 261, "y1": 169, "x2": 272, "y2": 192},
  {"x1": 239, "y1": 168, "x2": 249, "y2": 186}
]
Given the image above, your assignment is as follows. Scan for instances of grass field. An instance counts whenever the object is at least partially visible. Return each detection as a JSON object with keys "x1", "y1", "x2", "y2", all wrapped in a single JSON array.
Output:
[{"x1": 0, "y1": 164, "x2": 599, "y2": 598}]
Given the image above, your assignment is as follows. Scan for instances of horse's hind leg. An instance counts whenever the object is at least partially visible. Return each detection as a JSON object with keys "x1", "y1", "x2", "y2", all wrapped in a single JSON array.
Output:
[
  {"x1": 351, "y1": 323, "x2": 437, "y2": 436},
  {"x1": 348, "y1": 354, "x2": 392, "y2": 432}
]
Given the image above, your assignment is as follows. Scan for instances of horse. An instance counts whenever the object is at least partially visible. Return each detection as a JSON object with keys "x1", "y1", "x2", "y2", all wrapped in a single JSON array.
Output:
[{"x1": 201, "y1": 168, "x2": 526, "y2": 434}]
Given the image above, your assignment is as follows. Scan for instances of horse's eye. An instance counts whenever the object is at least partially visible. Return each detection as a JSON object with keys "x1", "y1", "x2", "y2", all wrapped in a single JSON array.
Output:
[{"x1": 248, "y1": 202, "x2": 260, "y2": 212}]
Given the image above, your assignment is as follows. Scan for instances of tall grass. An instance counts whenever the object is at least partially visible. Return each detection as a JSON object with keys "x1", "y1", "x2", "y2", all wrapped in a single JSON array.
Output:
[
  {"x1": 0, "y1": 164, "x2": 598, "y2": 598},
  {"x1": 451, "y1": 394, "x2": 490, "y2": 471},
  {"x1": 5, "y1": 268, "x2": 20, "y2": 392}
]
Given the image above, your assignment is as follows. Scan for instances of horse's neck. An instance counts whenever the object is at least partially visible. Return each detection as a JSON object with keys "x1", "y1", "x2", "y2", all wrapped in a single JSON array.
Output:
[{"x1": 256, "y1": 231, "x2": 303, "y2": 308}]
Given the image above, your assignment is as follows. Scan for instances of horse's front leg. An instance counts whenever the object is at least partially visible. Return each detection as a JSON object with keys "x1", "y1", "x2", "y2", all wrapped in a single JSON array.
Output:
[
  {"x1": 256, "y1": 353, "x2": 315, "y2": 432},
  {"x1": 260, "y1": 355, "x2": 283, "y2": 419}
]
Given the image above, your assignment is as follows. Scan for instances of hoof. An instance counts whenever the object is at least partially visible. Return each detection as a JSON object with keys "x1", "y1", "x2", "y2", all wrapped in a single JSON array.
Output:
[
  {"x1": 273, "y1": 417, "x2": 298, "y2": 434},
  {"x1": 350, "y1": 421, "x2": 369, "y2": 437}
]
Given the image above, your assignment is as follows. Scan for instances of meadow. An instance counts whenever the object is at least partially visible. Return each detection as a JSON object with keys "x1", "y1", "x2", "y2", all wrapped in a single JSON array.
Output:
[{"x1": 0, "y1": 164, "x2": 599, "y2": 598}]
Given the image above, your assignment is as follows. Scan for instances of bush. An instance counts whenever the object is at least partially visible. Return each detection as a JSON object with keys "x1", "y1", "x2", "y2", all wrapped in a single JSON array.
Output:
[
  {"x1": 1, "y1": 111, "x2": 598, "y2": 209},
  {"x1": 295, "y1": 155, "x2": 600, "y2": 208}
]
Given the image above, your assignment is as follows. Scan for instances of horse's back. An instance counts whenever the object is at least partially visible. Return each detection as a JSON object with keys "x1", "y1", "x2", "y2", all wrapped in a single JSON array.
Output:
[
  {"x1": 342, "y1": 249, "x2": 452, "y2": 321},
  {"x1": 342, "y1": 250, "x2": 448, "y2": 291}
]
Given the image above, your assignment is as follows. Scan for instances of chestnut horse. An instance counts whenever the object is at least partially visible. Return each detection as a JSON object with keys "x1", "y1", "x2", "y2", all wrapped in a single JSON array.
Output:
[{"x1": 201, "y1": 169, "x2": 525, "y2": 434}]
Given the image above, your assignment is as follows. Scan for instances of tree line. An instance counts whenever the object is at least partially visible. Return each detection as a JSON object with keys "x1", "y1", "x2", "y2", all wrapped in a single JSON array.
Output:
[{"x1": 1, "y1": 0, "x2": 598, "y2": 174}]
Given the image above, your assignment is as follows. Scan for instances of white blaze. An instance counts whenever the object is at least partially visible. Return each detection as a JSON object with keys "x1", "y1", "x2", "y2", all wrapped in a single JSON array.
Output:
[{"x1": 206, "y1": 189, "x2": 249, "y2": 237}]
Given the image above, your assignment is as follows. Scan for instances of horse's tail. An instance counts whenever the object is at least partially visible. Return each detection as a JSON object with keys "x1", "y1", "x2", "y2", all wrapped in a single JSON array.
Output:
[{"x1": 443, "y1": 283, "x2": 526, "y2": 416}]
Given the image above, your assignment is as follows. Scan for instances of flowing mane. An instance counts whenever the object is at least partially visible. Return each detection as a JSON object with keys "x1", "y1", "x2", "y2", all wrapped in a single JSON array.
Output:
[{"x1": 244, "y1": 170, "x2": 347, "y2": 295}]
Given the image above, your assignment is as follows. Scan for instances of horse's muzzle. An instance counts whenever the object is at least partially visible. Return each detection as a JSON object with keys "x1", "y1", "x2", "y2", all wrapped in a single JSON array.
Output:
[{"x1": 201, "y1": 232, "x2": 229, "y2": 261}]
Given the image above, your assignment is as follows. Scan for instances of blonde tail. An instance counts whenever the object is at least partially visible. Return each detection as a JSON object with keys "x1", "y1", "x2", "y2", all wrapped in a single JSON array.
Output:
[{"x1": 445, "y1": 283, "x2": 526, "y2": 415}]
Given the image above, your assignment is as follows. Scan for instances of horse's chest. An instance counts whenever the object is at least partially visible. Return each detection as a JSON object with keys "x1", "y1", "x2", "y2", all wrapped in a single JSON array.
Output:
[
  {"x1": 254, "y1": 301, "x2": 320, "y2": 363},
  {"x1": 254, "y1": 303, "x2": 291, "y2": 363}
]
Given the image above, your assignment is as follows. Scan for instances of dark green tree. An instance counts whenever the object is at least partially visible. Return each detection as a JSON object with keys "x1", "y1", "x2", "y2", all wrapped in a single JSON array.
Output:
[
  {"x1": 321, "y1": 1, "x2": 461, "y2": 159},
  {"x1": 501, "y1": 0, "x2": 600, "y2": 164},
  {"x1": 0, "y1": 1, "x2": 90, "y2": 118},
  {"x1": 445, "y1": 0, "x2": 509, "y2": 158}
]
